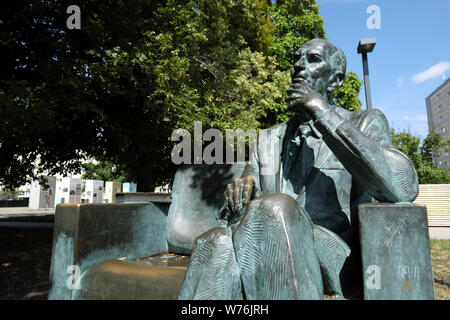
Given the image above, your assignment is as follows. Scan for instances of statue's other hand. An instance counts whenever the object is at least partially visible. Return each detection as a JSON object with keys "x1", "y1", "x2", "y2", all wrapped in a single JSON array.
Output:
[{"x1": 218, "y1": 176, "x2": 258, "y2": 225}]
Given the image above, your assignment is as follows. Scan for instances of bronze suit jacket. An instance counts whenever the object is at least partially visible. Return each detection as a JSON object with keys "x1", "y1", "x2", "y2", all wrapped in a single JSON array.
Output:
[{"x1": 242, "y1": 105, "x2": 419, "y2": 241}]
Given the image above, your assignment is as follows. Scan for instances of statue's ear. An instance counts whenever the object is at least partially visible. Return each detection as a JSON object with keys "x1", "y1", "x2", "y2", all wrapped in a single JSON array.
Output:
[{"x1": 328, "y1": 72, "x2": 346, "y2": 92}]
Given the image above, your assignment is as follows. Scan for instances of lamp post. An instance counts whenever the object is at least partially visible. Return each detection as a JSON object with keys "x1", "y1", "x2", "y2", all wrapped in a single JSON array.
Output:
[{"x1": 357, "y1": 38, "x2": 376, "y2": 111}]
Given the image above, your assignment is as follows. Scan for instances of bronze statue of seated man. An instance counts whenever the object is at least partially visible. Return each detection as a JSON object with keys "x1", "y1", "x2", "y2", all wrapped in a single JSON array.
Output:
[{"x1": 178, "y1": 39, "x2": 419, "y2": 300}]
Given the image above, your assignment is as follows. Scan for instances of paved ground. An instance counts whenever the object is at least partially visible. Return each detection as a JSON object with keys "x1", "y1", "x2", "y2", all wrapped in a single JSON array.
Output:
[
  {"x1": 429, "y1": 227, "x2": 450, "y2": 240},
  {"x1": 0, "y1": 207, "x2": 55, "y2": 219}
]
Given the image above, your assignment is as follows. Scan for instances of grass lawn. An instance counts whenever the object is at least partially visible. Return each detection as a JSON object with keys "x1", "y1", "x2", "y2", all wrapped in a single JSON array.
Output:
[
  {"x1": 430, "y1": 239, "x2": 450, "y2": 300},
  {"x1": 0, "y1": 219, "x2": 449, "y2": 300}
]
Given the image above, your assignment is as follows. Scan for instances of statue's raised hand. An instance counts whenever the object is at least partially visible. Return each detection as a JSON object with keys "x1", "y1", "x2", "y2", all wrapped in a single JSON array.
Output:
[
  {"x1": 285, "y1": 81, "x2": 329, "y2": 120},
  {"x1": 217, "y1": 176, "x2": 261, "y2": 226}
]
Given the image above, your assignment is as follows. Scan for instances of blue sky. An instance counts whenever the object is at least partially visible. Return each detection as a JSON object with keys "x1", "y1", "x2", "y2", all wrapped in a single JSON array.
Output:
[{"x1": 317, "y1": 0, "x2": 450, "y2": 138}]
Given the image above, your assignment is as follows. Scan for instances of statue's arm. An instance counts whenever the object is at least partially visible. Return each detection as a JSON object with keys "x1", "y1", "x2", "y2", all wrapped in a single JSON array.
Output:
[{"x1": 314, "y1": 108, "x2": 419, "y2": 203}]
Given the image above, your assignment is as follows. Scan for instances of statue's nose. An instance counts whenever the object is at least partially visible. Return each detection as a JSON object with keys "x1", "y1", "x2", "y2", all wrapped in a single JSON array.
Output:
[
  {"x1": 292, "y1": 57, "x2": 304, "y2": 78},
  {"x1": 293, "y1": 56, "x2": 305, "y2": 72}
]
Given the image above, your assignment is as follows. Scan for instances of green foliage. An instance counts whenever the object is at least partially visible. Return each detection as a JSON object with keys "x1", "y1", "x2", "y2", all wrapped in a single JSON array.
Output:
[
  {"x1": 333, "y1": 72, "x2": 363, "y2": 111},
  {"x1": 82, "y1": 160, "x2": 128, "y2": 183},
  {"x1": 267, "y1": 0, "x2": 326, "y2": 71},
  {"x1": 0, "y1": 189, "x2": 19, "y2": 200},
  {"x1": 391, "y1": 130, "x2": 450, "y2": 184},
  {"x1": 0, "y1": 0, "x2": 361, "y2": 190}
]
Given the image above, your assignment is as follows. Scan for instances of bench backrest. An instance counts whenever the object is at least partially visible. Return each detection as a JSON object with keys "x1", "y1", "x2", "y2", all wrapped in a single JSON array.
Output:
[{"x1": 167, "y1": 164, "x2": 246, "y2": 254}]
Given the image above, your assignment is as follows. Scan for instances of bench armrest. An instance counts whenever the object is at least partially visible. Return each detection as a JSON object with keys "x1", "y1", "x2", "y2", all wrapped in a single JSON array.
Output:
[
  {"x1": 48, "y1": 202, "x2": 169, "y2": 300},
  {"x1": 359, "y1": 203, "x2": 435, "y2": 300}
]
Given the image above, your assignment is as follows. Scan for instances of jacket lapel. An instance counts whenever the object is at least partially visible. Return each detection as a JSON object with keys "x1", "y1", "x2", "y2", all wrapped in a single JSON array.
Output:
[{"x1": 258, "y1": 123, "x2": 286, "y2": 194}]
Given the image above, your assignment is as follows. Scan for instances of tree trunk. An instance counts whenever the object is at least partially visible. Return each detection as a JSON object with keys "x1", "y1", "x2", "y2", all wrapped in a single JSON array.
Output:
[{"x1": 136, "y1": 157, "x2": 153, "y2": 192}]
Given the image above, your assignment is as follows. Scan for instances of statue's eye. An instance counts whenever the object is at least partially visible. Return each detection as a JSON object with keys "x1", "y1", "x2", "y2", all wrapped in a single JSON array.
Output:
[{"x1": 307, "y1": 54, "x2": 322, "y2": 63}]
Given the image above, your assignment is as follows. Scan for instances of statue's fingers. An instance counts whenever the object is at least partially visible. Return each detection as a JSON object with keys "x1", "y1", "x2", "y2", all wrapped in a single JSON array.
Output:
[
  {"x1": 288, "y1": 83, "x2": 309, "y2": 92},
  {"x1": 286, "y1": 90, "x2": 304, "y2": 100},
  {"x1": 233, "y1": 178, "x2": 244, "y2": 212},
  {"x1": 241, "y1": 176, "x2": 254, "y2": 206},
  {"x1": 290, "y1": 82, "x2": 305, "y2": 89},
  {"x1": 242, "y1": 183, "x2": 253, "y2": 207},
  {"x1": 226, "y1": 183, "x2": 235, "y2": 210},
  {"x1": 285, "y1": 95, "x2": 301, "y2": 103},
  {"x1": 285, "y1": 92, "x2": 298, "y2": 99},
  {"x1": 286, "y1": 87, "x2": 302, "y2": 94},
  {"x1": 244, "y1": 175, "x2": 255, "y2": 185}
]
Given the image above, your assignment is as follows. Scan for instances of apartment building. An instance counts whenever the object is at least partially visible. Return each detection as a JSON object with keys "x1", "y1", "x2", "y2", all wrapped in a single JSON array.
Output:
[{"x1": 425, "y1": 78, "x2": 450, "y2": 168}]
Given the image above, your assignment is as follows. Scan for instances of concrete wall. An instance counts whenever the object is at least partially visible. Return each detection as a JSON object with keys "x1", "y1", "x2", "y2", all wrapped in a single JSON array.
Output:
[{"x1": 414, "y1": 184, "x2": 450, "y2": 226}]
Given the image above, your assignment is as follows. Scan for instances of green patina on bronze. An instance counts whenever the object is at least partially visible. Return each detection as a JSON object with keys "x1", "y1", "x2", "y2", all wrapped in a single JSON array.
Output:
[
  {"x1": 49, "y1": 39, "x2": 434, "y2": 300},
  {"x1": 359, "y1": 203, "x2": 435, "y2": 300},
  {"x1": 177, "y1": 39, "x2": 430, "y2": 300},
  {"x1": 48, "y1": 202, "x2": 169, "y2": 300}
]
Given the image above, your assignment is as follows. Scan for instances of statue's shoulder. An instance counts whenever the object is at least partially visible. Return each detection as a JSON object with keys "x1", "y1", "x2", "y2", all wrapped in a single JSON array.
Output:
[
  {"x1": 259, "y1": 122, "x2": 287, "y2": 138},
  {"x1": 335, "y1": 106, "x2": 389, "y2": 128}
]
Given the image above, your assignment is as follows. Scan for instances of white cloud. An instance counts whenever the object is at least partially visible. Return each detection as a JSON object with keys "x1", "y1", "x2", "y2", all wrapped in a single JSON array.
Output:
[
  {"x1": 412, "y1": 61, "x2": 450, "y2": 83},
  {"x1": 402, "y1": 114, "x2": 427, "y2": 122},
  {"x1": 400, "y1": 114, "x2": 429, "y2": 137}
]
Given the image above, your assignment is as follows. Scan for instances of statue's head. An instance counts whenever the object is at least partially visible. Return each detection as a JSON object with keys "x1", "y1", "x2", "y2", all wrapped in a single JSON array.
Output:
[{"x1": 291, "y1": 39, "x2": 346, "y2": 102}]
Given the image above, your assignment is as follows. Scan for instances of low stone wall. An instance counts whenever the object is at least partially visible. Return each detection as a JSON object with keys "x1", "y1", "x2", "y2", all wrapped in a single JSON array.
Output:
[
  {"x1": 414, "y1": 184, "x2": 450, "y2": 227},
  {"x1": 0, "y1": 199, "x2": 29, "y2": 207}
]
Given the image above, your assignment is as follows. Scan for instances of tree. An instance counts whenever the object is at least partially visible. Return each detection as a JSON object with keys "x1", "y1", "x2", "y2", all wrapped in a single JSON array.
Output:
[
  {"x1": 0, "y1": 0, "x2": 362, "y2": 191},
  {"x1": 391, "y1": 130, "x2": 450, "y2": 184},
  {"x1": 82, "y1": 160, "x2": 129, "y2": 183},
  {"x1": 333, "y1": 72, "x2": 363, "y2": 111},
  {"x1": 0, "y1": 188, "x2": 19, "y2": 200}
]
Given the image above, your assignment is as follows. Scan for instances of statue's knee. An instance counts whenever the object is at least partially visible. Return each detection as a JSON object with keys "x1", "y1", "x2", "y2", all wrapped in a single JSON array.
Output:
[
  {"x1": 247, "y1": 193, "x2": 300, "y2": 220},
  {"x1": 194, "y1": 227, "x2": 231, "y2": 249}
]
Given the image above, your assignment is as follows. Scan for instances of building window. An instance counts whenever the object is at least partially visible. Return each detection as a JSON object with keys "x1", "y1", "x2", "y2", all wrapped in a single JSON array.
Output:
[
  {"x1": 438, "y1": 105, "x2": 443, "y2": 111},
  {"x1": 439, "y1": 116, "x2": 444, "y2": 122},
  {"x1": 441, "y1": 127, "x2": 446, "y2": 134},
  {"x1": 437, "y1": 93, "x2": 441, "y2": 100}
]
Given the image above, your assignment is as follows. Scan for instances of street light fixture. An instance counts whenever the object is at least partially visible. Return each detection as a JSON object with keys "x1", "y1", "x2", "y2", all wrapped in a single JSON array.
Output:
[{"x1": 357, "y1": 38, "x2": 376, "y2": 111}]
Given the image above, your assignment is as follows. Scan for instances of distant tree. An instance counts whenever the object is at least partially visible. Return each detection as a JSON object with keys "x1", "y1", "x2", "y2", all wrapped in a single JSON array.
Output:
[
  {"x1": 391, "y1": 130, "x2": 450, "y2": 184},
  {"x1": 0, "y1": 189, "x2": 19, "y2": 200},
  {"x1": 82, "y1": 160, "x2": 129, "y2": 183}
]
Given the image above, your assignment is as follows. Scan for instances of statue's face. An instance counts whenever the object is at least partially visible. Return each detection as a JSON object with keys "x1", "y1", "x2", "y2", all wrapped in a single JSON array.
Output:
[{"x1": 291, "y1": 40, "x2": 335, "y2": 99}]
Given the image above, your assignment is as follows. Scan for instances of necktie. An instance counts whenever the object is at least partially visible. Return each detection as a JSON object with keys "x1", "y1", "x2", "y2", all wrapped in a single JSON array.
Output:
[
  {"x1": 284, "y1": 123, "x2": 316, "y2": 194},
  {"x1": 296, "y1": 124, "x2": 315, "y2": 183}
]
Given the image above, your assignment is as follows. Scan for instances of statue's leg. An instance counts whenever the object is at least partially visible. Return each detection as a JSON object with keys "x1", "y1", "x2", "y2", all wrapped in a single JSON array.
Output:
[
  {"x1": 233, "y1": 193, "x2": 323, "y2": 300},
  {"x1": 178, "y1": 226, "x2": 243, "y2": 300}
]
